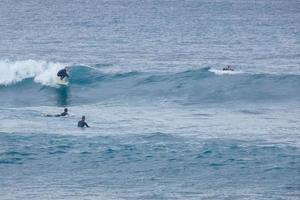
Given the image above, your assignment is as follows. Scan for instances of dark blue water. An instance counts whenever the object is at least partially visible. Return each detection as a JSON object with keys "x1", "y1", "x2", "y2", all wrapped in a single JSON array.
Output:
[
  {"x1": 0, "y1": 0, "x2": 299, "y2": 199},
  {"x1": 1, "y1": 133, "x2": 299, "y2": 199}
]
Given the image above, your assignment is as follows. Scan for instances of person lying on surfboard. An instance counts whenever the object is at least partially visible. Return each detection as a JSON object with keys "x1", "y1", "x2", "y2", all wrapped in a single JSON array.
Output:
[
  {"x1": 57, "y1": 67, "x2": 69, "y2": 80},
  {"x1": 222, "y1": 65, "x2": 234, "y2": 71},
  {"x1": 45, "y1": 108, "x2": 69, "y2": 117}
]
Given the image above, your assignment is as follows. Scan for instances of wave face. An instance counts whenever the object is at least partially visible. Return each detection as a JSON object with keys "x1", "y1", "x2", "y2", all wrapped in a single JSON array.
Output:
[{"x1": 0, "y1": 60, "x2": 299, "y2": 107}]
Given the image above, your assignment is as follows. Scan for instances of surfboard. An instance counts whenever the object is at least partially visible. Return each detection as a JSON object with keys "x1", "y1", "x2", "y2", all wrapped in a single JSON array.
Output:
[{"x1": 56, "y1": 77, "x2": 69, "y2": 86}]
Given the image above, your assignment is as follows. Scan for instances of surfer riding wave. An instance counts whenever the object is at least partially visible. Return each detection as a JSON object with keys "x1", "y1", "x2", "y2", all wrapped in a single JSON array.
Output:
[{"x1": 57, "y1": 67, "x2": 69, "y2": 80}]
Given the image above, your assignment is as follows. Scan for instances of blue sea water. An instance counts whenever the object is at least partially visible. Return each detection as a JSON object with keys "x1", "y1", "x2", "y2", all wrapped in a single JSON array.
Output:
[{"x1": 0, "y1": 0, "x2": 300, "y2": 199}]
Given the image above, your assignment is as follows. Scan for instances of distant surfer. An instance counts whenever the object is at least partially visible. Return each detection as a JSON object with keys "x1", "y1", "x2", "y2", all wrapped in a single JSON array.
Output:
[
  {"x1": 222, "y1": 65, "x2": 234, "y2": 71},
  {"x1": 57, "y1": 67, "x2": 69, "y2": 80},
  {"x1": 46, "y1": 108, "x2": 69, "y2": 117},
  {"x1": 78, "y1": 116, "x2": 89, "y2": 128}
]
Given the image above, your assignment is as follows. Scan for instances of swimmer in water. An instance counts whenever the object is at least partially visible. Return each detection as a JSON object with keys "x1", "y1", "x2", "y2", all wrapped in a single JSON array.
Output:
[{"x1": 77, "y1": 115, "x2": 89, "y2": 128}]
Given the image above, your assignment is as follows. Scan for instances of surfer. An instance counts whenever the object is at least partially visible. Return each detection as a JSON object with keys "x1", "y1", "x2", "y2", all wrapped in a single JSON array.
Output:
[
  {"x1": 57, "y1": 67, "x2": 69, "y2": 80},
  {"x1": 222, "y1": 65, "x2": 234, "y2": 71},
  {"x1": 77, "y1": 116, "x2": 89, "y2": 128},
  {"x1": 46, "y1": 108, "x2": 69, "y2": 117}
]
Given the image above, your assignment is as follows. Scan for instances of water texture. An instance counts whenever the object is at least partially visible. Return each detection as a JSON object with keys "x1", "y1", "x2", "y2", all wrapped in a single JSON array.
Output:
[{"x1": 0, "y1": 0, "x2": 299, "y2": 199}]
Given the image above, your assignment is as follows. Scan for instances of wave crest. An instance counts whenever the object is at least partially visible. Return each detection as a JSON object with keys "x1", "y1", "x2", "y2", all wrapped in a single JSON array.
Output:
[
  {"x1": 1, "y1": 60, "x2": 300, "y2": 107},
  {"x1": 0, "y1": 59, "x2": 65, "y2": 86}
]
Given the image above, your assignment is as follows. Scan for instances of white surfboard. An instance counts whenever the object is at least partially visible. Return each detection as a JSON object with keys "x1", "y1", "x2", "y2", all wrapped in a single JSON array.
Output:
[{"x1": 56, "y1": 77, "x2": 69, "y2": 86}]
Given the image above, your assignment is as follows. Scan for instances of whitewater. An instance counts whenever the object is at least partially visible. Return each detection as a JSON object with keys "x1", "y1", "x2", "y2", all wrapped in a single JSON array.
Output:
[{"x1": 0, "y1": 0, "x2": 299, "y2": 199}]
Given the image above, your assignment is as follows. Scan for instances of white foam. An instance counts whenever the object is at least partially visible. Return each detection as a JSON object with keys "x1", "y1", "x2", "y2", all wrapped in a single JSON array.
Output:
[
  {"x1": 0, "y1": 59, "x2": 65, "y2": 86},
  {"x1": 209, "y1": 68, "x2": 244, "y2": 75}
]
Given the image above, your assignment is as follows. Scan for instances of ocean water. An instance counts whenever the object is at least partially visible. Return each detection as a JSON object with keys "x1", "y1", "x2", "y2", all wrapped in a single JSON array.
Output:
[{"x1": 0, "y1": 0, "x2": 300, "y2": 199}]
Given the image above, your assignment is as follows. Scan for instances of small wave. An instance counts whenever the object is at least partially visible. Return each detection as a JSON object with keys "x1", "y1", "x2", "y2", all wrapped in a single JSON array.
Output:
[{"x1": 1, "y1": 62, "x2": 300, "y2": 107}]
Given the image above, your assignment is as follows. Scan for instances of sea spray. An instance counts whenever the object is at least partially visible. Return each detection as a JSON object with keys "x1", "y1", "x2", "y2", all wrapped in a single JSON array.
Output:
[{"x1": 0, "y1": 59, "x2": 65, "y2": 86}]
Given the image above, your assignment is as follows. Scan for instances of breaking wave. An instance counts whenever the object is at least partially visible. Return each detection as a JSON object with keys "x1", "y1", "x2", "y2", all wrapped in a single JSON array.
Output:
[{"x1": 0, "y1": 59, "x2": 299, "y2": 107}]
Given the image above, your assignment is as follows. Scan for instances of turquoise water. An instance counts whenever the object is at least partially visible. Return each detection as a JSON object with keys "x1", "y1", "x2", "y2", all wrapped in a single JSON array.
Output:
[{"x1": 0, "y1": 0, "x2": 299, "y2": 199}]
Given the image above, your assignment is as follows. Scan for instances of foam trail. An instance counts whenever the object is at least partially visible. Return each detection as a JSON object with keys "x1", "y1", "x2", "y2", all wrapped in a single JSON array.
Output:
[
  {"x1": 0, "y1": 59, "x2": 65, "y2": 86},
  {"x1": 209, "y1": 68, "x2": 244, "y2": 75}
]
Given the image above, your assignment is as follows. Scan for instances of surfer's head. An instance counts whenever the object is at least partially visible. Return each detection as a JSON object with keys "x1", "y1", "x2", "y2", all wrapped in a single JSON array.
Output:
[
  {"x1": 64, "y1": 108, "x2": 68, "y2": 112},
  {"x1": 82, "y1": 115, "x2": 85, "y2": 121}
]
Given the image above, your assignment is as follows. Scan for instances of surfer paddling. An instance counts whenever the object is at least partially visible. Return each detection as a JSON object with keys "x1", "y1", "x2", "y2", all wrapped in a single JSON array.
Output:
[
  {"x1": 222, "y1": 65, "x2": 234, "y2": 71},
  {"x1": 45, "y1": 108, "x2": 69, "y2": 117}
]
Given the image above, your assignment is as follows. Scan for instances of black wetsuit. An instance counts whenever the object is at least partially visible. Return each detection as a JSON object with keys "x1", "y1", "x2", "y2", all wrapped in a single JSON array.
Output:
[
  {"x1": 223, "y1": 67, "x2": 234, "y2": 71},
  {"x1": 46, "y1": 111, "x2": 68, "y2": 117},
  {"x1": 58, "y1": 111, "x2": 68, "y2": 117},
  {"x1": 57, "y1": 69, "x2": 69, "y2": 80},
  {"x1": 78, "y1": 120, "x2": 89, "y2": 127}
]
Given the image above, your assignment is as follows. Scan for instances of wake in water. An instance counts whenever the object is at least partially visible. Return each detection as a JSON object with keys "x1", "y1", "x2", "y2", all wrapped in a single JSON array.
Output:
[{"x1": 209, "y1": 68, "x2": 244, "y2": 75}]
